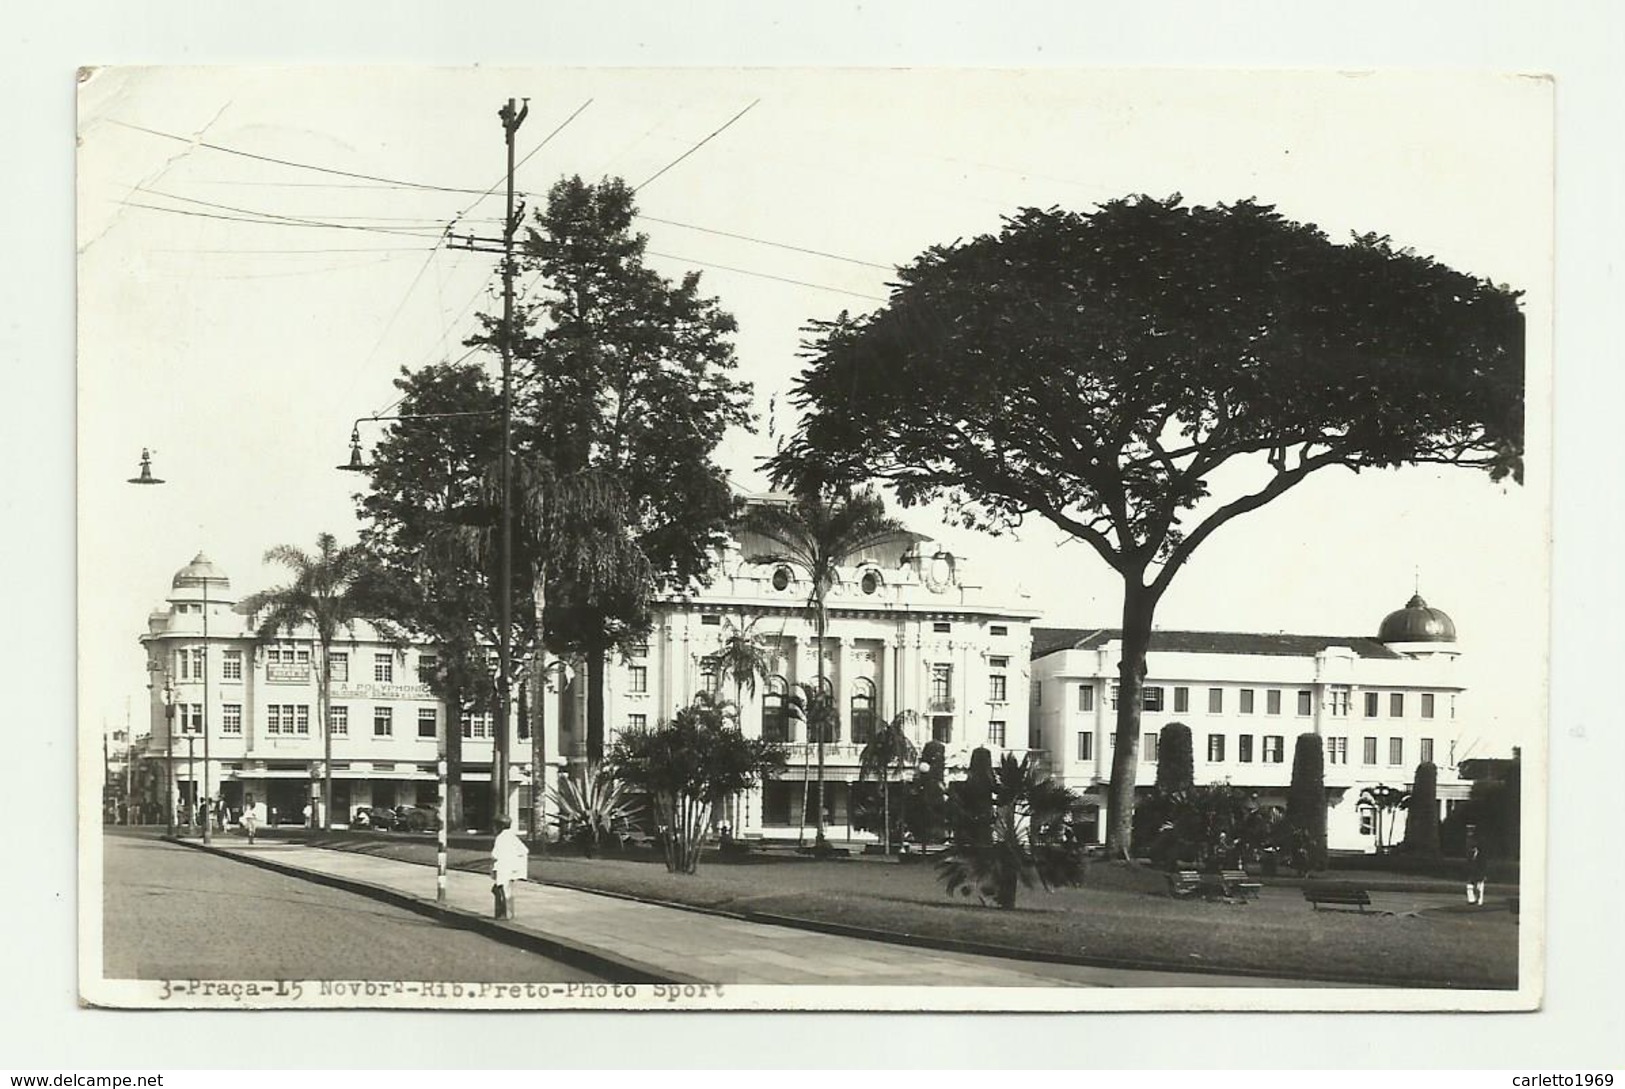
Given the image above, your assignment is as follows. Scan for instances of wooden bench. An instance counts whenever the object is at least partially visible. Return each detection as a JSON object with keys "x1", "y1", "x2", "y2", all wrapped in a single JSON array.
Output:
[
  {"x1": 1302, "y1": 883, "x2": 1372, "y2": 913},
  {"x1": 1221, "y1": 869, "x2": 1263, "y2": 901},
  {"x1": 1166, "y1": 870, "x2": 1203, "y2": 898}
]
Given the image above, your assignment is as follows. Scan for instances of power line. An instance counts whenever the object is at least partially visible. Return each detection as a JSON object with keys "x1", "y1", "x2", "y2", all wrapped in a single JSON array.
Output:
[
  {"x1": 634, "y1": 99, "x2": 760, "y2": 192},
  {"x1": 643, "y1": 249, "x2": 886, "y2": 301},
  {"x1": 637, "y1": 213, "x2": 892, "y2": 270},
  {"x1": 119, "y1": 198, "x2": 446, "y2": 239}
]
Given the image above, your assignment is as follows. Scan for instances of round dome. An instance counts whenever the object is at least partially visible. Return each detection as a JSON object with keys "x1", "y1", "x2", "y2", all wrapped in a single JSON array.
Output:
[
  {"x1": 171, "y1": 551, "x2": 230, "y2": 591},
  {"x1": 1378, "y1": 593, "x2": 1456, "y2": 643}
]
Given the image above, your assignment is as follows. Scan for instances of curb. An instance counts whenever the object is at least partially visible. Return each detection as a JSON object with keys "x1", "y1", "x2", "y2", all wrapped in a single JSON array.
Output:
[{"x1": 164, "y1": 836, "x2": 703, "y2": 986}]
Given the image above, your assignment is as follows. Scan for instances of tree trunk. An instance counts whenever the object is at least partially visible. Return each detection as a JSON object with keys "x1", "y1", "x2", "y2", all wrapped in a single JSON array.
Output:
[
  {"x1": 586, "y1": 646, "x2": 607, "y2": 765},
  {"x1": 814, "y1": 612, "x2": 828, "y2": 847},
  {"x1": 882, "y1": 772, "x2": 891, "y2": 856},
  {"x1": 318, "y1": 646, "x2": 333, "y2": 831},
  {"x1": 1104, "y1": 581, "x2": 1156, "y2": 859},
  {"x1": 445, "y1": 677, "x2": 464, "y2": 831}
]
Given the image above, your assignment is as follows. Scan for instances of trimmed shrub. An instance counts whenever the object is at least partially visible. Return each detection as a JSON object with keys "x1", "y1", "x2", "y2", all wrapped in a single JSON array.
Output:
[
  {"x1": 1155, "y1": 722, "x2": 1194, "y2": 792},
  {"x1": 1402, "y1": 761, "x2": 1442, "y2": 857},
  {"x1": 1284, "y1": 732, "x2": 1328, "y2": 873}
]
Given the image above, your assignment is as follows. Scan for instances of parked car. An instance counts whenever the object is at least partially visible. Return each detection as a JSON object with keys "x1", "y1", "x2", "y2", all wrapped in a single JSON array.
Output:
[{"x1": 355, "y1": 806, "x2": 397, "y2": 831}]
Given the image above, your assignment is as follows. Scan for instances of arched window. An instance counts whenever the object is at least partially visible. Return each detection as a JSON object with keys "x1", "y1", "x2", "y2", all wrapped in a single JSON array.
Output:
[
  {"x1": 762, "y1": 676, "x2": 789, "y2": 743},
  {"x1": 850, "y1": 677, "x2": 876, "y2": 745}
]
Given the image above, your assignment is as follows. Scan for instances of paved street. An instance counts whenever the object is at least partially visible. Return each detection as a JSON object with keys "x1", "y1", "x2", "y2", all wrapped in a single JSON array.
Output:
[{"x1": 102, "y1": 833, "x2": 607, "y2": 982}]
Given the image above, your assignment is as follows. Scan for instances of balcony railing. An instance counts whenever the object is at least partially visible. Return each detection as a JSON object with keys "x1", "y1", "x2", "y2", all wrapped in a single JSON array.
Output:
[{"x1": 927, "y1": 696, "x2": 955, "y2": 713}]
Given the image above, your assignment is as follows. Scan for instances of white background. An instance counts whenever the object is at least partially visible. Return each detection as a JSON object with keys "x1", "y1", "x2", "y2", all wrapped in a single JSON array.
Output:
[{"x1": 9, "y1": 0, "x2": 1623, "y2": 1070}]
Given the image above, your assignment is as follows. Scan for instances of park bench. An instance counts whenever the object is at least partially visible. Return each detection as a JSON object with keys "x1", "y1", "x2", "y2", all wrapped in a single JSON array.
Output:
[
  {"x1": 1302, "y1": 882, "x2": 1372, "y2": 913},
  {"x1": 1166, "y1": 870, "x2": 1203, "y2": 898},
  {"x1": 1220, "y1": 869, "x2": 1263, "y2": 901}
]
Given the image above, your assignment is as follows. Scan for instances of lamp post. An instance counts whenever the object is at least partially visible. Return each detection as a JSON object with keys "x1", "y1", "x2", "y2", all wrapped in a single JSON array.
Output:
[
  {"x1": 162, "y1": 675, "x2": 175, "y2": 835},
  {"x1": 529, "y1": 656, "x2": 572, "y2": 850}
]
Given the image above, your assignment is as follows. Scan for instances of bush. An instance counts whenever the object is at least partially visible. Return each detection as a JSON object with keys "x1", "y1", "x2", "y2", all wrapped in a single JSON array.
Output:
[
  {"x1": 1155, "y1": 722, "x2": 1193, "y2": 793},
  {"x1": 936, "y1": 753, "x2": 1086, "y2": 908},
  {"x1": 1285, "y1": 733, "x2": 1328, "y2": 873},
  {"x1": 550, "y1": 765, "x2": 639, "y2": 857},
  {"x1": 1402, "y1": 761, "x2": 1441, "y2": 857}
]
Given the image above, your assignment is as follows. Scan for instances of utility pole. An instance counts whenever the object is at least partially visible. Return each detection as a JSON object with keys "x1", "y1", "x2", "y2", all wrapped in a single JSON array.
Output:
[{"x1": 494, "y1": 96, "x2": 528, "y2": 827}]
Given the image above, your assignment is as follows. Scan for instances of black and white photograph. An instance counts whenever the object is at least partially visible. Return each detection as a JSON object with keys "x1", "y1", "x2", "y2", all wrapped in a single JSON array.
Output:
[{"x1": 75, "y1": 65, "x2": 1549, "y2": 1012}]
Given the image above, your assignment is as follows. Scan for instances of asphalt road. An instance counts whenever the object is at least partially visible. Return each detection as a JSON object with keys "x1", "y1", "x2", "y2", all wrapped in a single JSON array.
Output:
[{"x1": 102, "y1": 833, "x2": 607, "y2": 982}]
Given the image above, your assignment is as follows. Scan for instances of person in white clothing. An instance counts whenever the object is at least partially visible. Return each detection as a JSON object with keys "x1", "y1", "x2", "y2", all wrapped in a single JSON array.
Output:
[
  {"x1": 243, "y1": 794, "x2": 266, "y2": 844},
  {"x1": 490, "y1": 816, "x2": 528, "y2": 920}
]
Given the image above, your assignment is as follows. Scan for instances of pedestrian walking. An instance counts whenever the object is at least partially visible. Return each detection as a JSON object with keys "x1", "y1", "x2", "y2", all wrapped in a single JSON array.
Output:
[
  {"x1": 490, "y1": 815, "x2": 528, "y2": 920},
  {"x1": 1465, "y1": 845, "x2": 1489, "y2": 906},
  {"x1": 243, "y1": 794, "x2": 264, "y2": 844}
]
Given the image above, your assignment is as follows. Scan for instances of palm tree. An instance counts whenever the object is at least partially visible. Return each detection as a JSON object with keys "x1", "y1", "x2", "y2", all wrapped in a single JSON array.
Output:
[
  {"x1": 711, "y1": 616, "x2": 772, "y2": 723},
  {"x1": 937, "y1": 752, "x2": 1086, "y2": 909},
  {"x1": 858, "y1": 711, "x2": 920, "y2": 855},
  {"x1": 241, "y1": 532, "x2": 379, "y2": 832},
  {"x1": 739, "y1": 484, "x2": 906, "y2": 847}
]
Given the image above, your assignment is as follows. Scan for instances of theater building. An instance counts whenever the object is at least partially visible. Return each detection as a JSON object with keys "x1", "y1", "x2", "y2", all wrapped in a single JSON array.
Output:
[{"x1": 1026, "y1": 594, "x2": 1471, "y2": 852}]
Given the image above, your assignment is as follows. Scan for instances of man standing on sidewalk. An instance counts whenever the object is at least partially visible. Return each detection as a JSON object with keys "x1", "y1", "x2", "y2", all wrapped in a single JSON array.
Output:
[{"x1": 491, "y1": 816, "x2": 528, "y2": 920}]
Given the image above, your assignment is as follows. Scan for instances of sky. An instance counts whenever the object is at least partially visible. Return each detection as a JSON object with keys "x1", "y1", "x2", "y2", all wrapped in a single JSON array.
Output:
[{"x1": 76, "y1": 66, "x2": 1551, "y2": 757}]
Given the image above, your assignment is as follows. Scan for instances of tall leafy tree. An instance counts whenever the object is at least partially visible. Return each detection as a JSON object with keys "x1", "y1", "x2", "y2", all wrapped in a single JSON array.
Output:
[
  {"x1": 1403, "y1": 761, "x2": 1442, "y2": 857},
  {"x1": 738, "y1": 484, "x2": 908, "y2": 847},
  {"x1": 1286, "y1": 733, "x2": 1329, "y2": 872},
  {"x1": 241, "y1": 532, "x2": 384, "y2": 831},
  {"x1": 857, "y1": 710, "x2": 920, "y2": 855},
  {"x1": 1155, "y1": 721, "x2": 1194, "y2": 793},
  {"x1": 355, "y1": 362, "x2": 504, "y2": 828},
  {"x1": 769, "y1": 196, "x2": 1523, "y2": 855},
  {"x1": 508, "y1": 175, "x2": 753, "y2": 764}
]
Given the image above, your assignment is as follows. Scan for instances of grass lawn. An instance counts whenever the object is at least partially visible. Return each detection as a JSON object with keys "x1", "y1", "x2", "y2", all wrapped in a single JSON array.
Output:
[{"x1": 303, "y1": 835, "x2": 1518, "y2": 989}]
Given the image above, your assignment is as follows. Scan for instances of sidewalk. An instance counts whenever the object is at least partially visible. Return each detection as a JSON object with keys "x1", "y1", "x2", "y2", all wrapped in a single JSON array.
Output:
[{"x1": 193, "y1": 840, "x2": 1349, "y2": 988}]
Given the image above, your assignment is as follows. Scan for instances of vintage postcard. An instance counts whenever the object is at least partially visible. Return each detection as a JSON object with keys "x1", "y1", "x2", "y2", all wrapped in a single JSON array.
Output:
[{"x1": 77, "y1": 66, "x2": 1550, "y2": 1011}]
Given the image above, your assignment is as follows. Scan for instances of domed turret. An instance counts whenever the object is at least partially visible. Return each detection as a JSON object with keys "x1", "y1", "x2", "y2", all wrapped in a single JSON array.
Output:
[
  {"x1": 1379, "y1": 593, "x2": 1456, "y2": 644},
  {"x1": 168, "y1": 551, "x2": 234, "y2": 607}
]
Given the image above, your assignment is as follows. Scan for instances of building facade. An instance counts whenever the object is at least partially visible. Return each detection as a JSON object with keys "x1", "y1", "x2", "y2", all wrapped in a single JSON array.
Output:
[
  {"x1": 139, "y1": 516, "x2": 1040, "y2": 839},
  {"x1": 1027, "y1": 594, "x2": 1471, "y2": 852}
]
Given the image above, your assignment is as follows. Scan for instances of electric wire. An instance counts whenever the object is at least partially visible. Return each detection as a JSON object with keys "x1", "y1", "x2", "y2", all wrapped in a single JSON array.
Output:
[{"x1": 634, "y1": 99, "x2": 760, "y2": 193}]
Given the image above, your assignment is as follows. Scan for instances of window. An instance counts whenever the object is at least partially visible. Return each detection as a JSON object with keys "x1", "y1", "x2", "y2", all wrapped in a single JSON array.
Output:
[
  {"x1": 699, "y1": 663, "x2": 718, "y2": 694},
  {"x1": 1296, "y1": 690, "x2": 1313, "y2": 716},
  {"x1": 1364, "y1": 691, "x2": 1379, "y2": 717},
  {"x1": 700, "y1": 614, "x2": 721, "y2": 626},
  {"x1": 1390, "y1": 692, "x2": 1404, "y2": 718},
  {"x1": 988, "y1": 674, "x2": 1007, "y2": 703},
  {"x1": 860, "y1": 570, "x2": 881, "y2": 594},
  {"x1": 460, "y1": 711, "x2": 492, "y2": 740},
  {"x1": 329, "y1": 705, "x2": 348, "y2": 736},
  {"x1": 222, "y1": 651, "x2": 242, "y2": 681},
  {"x1": 296, "y1": 648, "x2": 311, "y2": 667},
  {"x1": 1420, "y1": 737, "x2": 1435, "y2": 765},
  {"x1": 418, "y1": 655, "x2": 438, "y2": 684},
  {"x1": 374, "y1": 653, "x2": 393, "y2": 683},
  {"x1": 628, "y1": 665, "x2": 648, "y2": 693},
  {"x1": 265, "y1": 705, "x2": 282, "y2": 735},
  {"x1": 374, "y1": 707, "x2": 393, "y2": 737},
  {"x1": 931, "y1": 717, "x2": 953, "y2": 744},
  {"x1": 1362, "y1": 736, "x2": 1378, "y2": 765},
  {"x1": 1028, "y1": 723, "x2": 1042, "y2": 749},
  {"x1": 186, "y1": 704, "x2": 204, "y2": 733},
  {"x1": 1207, "y1": 734, "x2": 1225, "y2": 762},
  {"x1": 190, "y1": 647, "x2": 205, "y2": 679},
  {"x1": 1266, "y1": 689, "x2": 1282, "y2": 715},
  {"x1": 851, "y1": 679, "x2": 876, "y2": 744},
  {"x1": 990, "y1": 625, "x2": 1008, "y2": 636},
  {"x1": 1389, "y1": 737, "x2": 1404, "y2": 766},
  {"x1": 988, "y1": 720, "x2": 1006, "y2": 747},
  {"x1": 771, "y1": 566, "x2": 793, "y2": 591},
  {"x1": 1421, "y1": 693, "x2": 1436, "y2": 719},
  {"x1": 629, "y1": 642, "x2": 649, "y2": 659},
  {"x1": 222, "y1": 704, "x2": 242, "y2": 735},
  {"x1": 932, "y1": 622, "x2": 951, "y2": 633},
  {"x1": 1238, "y1": 734, "x2": 1254, "y2": 762},
  {"x1": 1077, "y1": 732, "x2": 1094, "y2": 761},
  {"x1": 930, "y1": 664, "x2": 953, "y2": 708},
  {"x1": 762, "y1": 677, "x2": 789, "y2": 743},
  {"x1": 296, "y1": 705, "x2": 310, "y2": 735},
  {"x1": 1263, "y1": 735, "x2": 1284, "y2": 764},
  {"x1": 1329, "y1": 686, "x2": 1350, "y2": 717},
  {"x1": 989, "y1": 655, "x2": 1009, "y2": 669},
  {"x1": 1327, "y1": 736, "x2": 1348, "y2": 764},
  {"x1": 1033, "y1": 681, "x2": 1042, "y2": 707},
  {"x1": 1142, "y1": 686, "x2": 1164, "y2": 712},
  {"x1": 1359, "y1": 810, "x2": 1376, "y2": 836},
  {"x1": 1078, "y1": 685, "x2": 1094, "y2": 712},
  {"x1": 1239, "y1": 688, "x2": 1255, "y2": 714},
  {"x1": 417, "y1": 708, "x2": 437, "y2": 739},
  {"x1": 330, "y1": 652, "x2": 348, "y2": 682},
  {"x1": 1142, "y1": 732, "x2": 1158, "y2": 761},
  {"x1": 627, "y1": 713, "x2": 647, "y2": 732},
  {"x1": 1174, "y1": 687, "x2": 1190, "y2": 714},
  {"x1": 1208, "y1": 688, "x2": 1224, "y2": 714}
]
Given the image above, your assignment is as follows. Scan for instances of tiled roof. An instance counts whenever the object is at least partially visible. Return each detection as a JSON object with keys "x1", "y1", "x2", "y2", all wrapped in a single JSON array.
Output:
[{"x1": 1031, "y1": 626, "x2": 1403, "y2": 661}]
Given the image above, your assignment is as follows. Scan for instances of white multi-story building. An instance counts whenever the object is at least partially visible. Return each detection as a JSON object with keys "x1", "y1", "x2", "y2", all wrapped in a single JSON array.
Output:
[
  {"x1": 1027, "y1": 594, "x2": 1471, "y2": 852},
  {"x1": 139, "y1": 510, "x2": 1041, "y2": 838}
]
